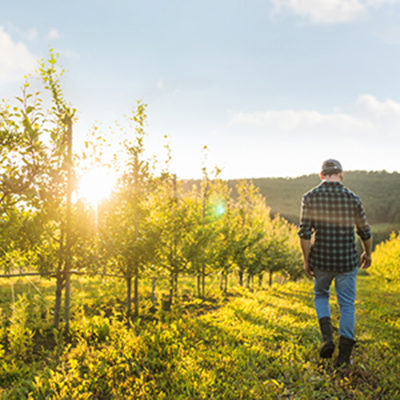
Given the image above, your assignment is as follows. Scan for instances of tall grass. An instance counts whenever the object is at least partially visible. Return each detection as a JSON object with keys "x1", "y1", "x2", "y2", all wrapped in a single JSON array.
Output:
[{"x1": 0, "y1": 270, "x2": 398, "y2": 399}]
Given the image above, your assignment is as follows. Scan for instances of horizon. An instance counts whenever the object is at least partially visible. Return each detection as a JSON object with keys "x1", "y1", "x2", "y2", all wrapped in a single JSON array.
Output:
[{"x1": 181, "y1": 168, "x2": 400, "y2": 181}]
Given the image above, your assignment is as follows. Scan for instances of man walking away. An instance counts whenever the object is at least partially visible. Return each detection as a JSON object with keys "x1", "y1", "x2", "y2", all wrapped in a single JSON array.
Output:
[{"x1": 298, "y1": 159, "x2": 372, "y2": 367}]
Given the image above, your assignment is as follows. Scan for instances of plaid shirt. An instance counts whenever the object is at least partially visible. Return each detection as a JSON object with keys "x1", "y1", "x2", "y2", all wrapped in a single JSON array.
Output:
[{"x1": 298, "y1": 181, "x2": 371, "y2": 272}]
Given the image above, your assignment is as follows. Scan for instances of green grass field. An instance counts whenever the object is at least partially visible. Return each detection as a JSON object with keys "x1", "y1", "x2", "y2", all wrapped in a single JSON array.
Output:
[{"x1": 0, "y1": 270, "x2": 399, "y2": 400}]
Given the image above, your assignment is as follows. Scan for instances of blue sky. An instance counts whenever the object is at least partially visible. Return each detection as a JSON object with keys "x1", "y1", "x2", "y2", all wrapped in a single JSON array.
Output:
[{"x1": 2, "y1": 0, "x2": 400, "y2": 178}]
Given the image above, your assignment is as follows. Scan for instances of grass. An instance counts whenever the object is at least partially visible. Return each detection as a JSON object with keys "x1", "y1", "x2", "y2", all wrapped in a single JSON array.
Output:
[{"x1": 0, "y1": 272, "x2": 399, "y2": 399}]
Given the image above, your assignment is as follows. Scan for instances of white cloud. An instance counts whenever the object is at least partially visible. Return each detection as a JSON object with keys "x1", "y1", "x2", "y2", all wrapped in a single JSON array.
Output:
[
  {"x1": 0, "y1": 26, "x2": 36, "y2": 87},
  {"x1": 367, "y1": 0, "x2": 399, "y2": 5},
  {"x1": 4, "y1": 24, "x2": 40, "y2": 42},
  {"x1": 353, "y1": 94, "x2": 400, "y2": 135},
  {"x1": 157, "y1": 79, "x2": 165, "y2": 90},
  {"x1": 272, "y1": 0, "x2": 399, "y2": 24},
  {"x1": 25, "y1": 28, "x2": 38, "y2": 41},
  {"x1": 48, "y1": 28, "x2": 60, "y2": 40},
  {"x1": 225, "y1": 95, "x2": 400, "y2": 176},
  {"x1": 58, "y1": 48, "x2": 79, "y2": 59},
  {"x1": 230, "y1": 94, "x2": 400, "y2": 138},
  {"x1": 375, "y1": 25, "x2": 400, "y2": 44},
  {"x1": 230, "y1": 98, "x2": 377, "y2": 138}
]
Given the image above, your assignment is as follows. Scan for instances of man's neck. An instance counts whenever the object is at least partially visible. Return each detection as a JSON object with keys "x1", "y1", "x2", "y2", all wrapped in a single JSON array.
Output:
[{"x1": 323, "y1": 175, "x2": 342, "y2": 182}]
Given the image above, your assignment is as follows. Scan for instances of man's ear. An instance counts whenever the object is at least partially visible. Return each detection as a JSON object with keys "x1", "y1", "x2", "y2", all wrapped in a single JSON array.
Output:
[
  {"x1": 320, "y1": 172, "x2": 324, "y2": 180},
  {"x1": 339, "y1": 172, "x2": 343, "y2": 181}
]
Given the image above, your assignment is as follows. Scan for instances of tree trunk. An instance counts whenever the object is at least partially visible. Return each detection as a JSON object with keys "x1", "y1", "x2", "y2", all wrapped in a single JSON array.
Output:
[
  {"x1": 169, "y1": 272, "x2": 175, "y2": 305},
  {"x1": 238, "y1": 269, "x2": 243, "y2": 286},
  {"x1": 246, "y1": 274, "x2": 250, "y2": 289},
  {"x1": 54, "y1": 228, "x2": 65, "y2": 330},
  {"x1": 151, "y1": 278, "x2": 157, "y2": 309},
  {"x1": 174, "y1": 273, "x2": 178, "y2": 301},
  {"x1": 54, "y1": 266, "x2": 63, "y2": 329},
  {"x1": 224, "y1": 271, "x2": 228, "y2": 293},
  {"x1": 126, "y1": 276, "x2": 132, "y2": 326},
  {"x1": 63, "y1": 116, "x2": 73, "y2": 332},
  {"x1": 64, "y1": 267, "x2": 71, "y2": 331},
  {"x1": 269, "y1": 270, "x2": 273, "y2": 287},
  {"x1": 132, "y1": 152, "x2": 139, "y2": 320},
  {"x1": 258, "y1": 273, "x2": 263, "y2": 288},
  {"x1": 134, "y1": 274, "x2": 139, "y2": 318},
  {"x1": 197, "y1": 274, "x2": 201, "y2": 297},
  {"x1": 201, "y1": 178, "x2": 208, "y2": 299},
  {"x1": 201, "y1": 266, "x2": 206, "y2": 298}
]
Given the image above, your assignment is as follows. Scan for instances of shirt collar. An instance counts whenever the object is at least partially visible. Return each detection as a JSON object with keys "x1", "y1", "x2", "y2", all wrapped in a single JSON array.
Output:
[{"x1": 320, "y1": 180, "x2": 343, "y2": 186}]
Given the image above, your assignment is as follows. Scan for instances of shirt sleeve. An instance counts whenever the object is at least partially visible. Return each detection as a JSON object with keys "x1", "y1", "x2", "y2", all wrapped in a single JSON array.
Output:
[
  {"x1": 298, "y1": 195, "x2": 313, "y2": 240},
  {"x1": 355, "y1": 198, "x2": 371, "y2": 241}
]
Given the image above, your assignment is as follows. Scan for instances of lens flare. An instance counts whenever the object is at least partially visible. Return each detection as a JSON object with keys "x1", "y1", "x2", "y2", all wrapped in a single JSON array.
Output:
[{"x1": 207, "y1": 196, "x2": 227, "y2": 220}]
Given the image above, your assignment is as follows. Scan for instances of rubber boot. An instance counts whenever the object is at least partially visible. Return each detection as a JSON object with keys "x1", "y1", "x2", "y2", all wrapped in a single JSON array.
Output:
[
  {"x1": 318, "y1": 317, "x2": 335, "y2": 359},
  {"x1": 335, "y1": 336, "x2": 356, "y2": 367}
]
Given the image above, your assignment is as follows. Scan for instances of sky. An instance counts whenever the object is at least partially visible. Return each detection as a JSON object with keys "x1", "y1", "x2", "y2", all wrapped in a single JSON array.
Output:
[{"x1": 2, "y1": 0, "x2": 400, "y2": 179}]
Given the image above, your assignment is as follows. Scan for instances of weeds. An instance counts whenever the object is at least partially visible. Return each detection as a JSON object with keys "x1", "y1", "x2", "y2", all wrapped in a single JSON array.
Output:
[{"x1": 0, "y1": 274, "x2": 398, "y2": 399}]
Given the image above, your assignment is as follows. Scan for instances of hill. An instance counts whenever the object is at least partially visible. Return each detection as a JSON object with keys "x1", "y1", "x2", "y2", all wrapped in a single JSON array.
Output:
[
  {"x1": 184, "y1": 170, "x2": 400, "y2": 245},
  {"x1": 234, "y1": 170, "x2": 400, "y2": 225}
]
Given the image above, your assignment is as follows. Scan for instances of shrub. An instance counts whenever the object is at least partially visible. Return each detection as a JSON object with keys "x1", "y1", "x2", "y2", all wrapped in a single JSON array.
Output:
[{"x1": 371, "y1": 232, "x2": 400, "y2": 283}]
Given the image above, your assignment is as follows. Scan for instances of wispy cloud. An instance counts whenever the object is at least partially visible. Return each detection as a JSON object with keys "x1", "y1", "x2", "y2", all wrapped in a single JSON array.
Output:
[
  {"x1": 375, "y1": 25, "x2": 400, "y2": 44},
  {"x1": 47, "y1": 28, "x2": 60, "y2": 40},
  {"x1": 0, "y1": 26, "x2": 36, "y2": 87},
  {"x1": 230, "y1": 94, "x2": 400, "y2": 138},
  {"x1": 272, "y1": 0, "x2": 399, "y2": 24},
  {"x1": 5, "y1": 23, "x2": 38, "y2": 42},
  {"x1": 157, "y1": 79, "x2": 165, "y2": 91},
  {"x1": 25, "y1": 28, "x2": 38, "y2": 41},
  {"x1": 225, "y1": 95, "x2": 400, "y2": 175}
]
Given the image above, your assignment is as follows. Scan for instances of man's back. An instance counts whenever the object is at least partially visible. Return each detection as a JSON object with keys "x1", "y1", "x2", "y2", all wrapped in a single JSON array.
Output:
[{"x1": 298, "y1": 181, "x2": 370, "y2": 272}]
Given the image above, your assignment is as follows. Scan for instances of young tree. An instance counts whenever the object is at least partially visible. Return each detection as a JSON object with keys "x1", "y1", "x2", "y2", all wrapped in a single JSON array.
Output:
[
  {"x1": 36, "y1": 51, "x2": 77, "y2": 330},
  {"x1": 0, "y1": 50, "x2": 82, "y2": 331},
  {"x1": 152, "y1": 174, "x2": 197, "y2": 304},
  {"x1": 0, "y1": 80, "x2": 49, "y2": 275},
  {"x1": 259, "y1": 215, "x2": 302, "y2": 286},
  {"x1": 233, "y1": 180, "x2": 267, "y2": 287},
  {"x1": 99, "y1": 102, "x2": 158, "y2": 322}
]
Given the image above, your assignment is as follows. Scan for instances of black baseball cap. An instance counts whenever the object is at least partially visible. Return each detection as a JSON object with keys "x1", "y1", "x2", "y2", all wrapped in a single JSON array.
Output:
[{"x1": 321, "y1": 159, "x2": 343, "y2": 175}]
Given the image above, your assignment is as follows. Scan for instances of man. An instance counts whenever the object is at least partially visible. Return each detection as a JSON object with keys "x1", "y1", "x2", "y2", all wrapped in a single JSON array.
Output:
[{"x1": 298, "y1": 159, "x2": 372, "y2": 367}]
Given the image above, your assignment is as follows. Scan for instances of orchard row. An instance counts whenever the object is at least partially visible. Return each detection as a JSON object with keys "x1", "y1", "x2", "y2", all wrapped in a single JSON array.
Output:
[{"x1": 0, "y1": 51, "x2": 302, "y2": 329}]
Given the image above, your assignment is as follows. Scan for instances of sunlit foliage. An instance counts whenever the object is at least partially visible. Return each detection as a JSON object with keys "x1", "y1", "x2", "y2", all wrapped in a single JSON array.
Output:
[{"x1": 370, "y1": 231, "x2": 400, "y2": 283}]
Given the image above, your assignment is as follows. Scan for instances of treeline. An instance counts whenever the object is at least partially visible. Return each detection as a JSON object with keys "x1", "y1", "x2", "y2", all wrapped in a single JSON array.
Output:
[
  {"x1": 0, "y1": 52, "x2": 302, "y2": 329},
  {"x1": 183, "y1": 172, "x2": 400, "y2": 247},
  {"x1": 225, "y1": 172, "x2": 400, "y2": 225}
]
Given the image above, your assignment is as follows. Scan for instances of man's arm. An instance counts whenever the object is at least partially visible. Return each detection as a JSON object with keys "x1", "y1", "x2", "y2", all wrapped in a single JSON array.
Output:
[
  {"x1": 300, "y1": 238, "x2": 314, "y2": 278},
  {"x1": 354, "y1": 198, "x2": 372, "y2": 269},
  {"x1": 360, "y1": 237, "x2": 372, "y2": 269},
  {"x1": 298, "y1": 195, "x2": 315, "y2": 278}
]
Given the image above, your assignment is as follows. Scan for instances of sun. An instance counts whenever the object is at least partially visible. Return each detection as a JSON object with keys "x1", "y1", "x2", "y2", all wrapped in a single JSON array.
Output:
[{"x1": 77, "y1": 167, "x2": 117, "y2": 206}]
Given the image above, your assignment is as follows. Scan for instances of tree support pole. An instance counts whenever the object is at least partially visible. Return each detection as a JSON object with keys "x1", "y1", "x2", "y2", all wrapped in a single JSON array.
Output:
[
  {"x1": 64, "y1": 116, "x2": 73, "y2": 332},
  {"x1": 127, "y1": 276, "x2": 132, "y2": 327}
]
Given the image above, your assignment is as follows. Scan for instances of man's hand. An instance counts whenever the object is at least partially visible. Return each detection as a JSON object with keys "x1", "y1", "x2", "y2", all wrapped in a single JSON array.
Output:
[
  {"x1": 360, "y1": 252, "x2": 372, "y2": 269},
  {"x1": 304, "y1": 262, "x2": 315, "y2": 278},
  {"x1": 300, "y1": 238, "x2": 314, "y2": 278},
  {"x1": 360, "y1": 237, "x2": 372, "y2": 269}
]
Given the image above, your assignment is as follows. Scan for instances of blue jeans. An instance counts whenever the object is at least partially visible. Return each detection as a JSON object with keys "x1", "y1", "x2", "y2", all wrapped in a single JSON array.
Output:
[{"x1": 313, "y1": 267, "x2": 358, "y2": 340}]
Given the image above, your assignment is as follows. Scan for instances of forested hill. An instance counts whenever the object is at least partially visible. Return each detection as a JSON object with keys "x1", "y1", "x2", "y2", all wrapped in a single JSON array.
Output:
[{"x1": 228, "y1": 170, "x2": 400, "y2": 225}]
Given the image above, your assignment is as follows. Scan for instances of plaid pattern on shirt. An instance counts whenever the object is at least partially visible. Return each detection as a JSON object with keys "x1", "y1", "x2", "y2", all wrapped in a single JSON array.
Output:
[{"x1": 298, "y1": 181, "x2": 371, "y2": 272}]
